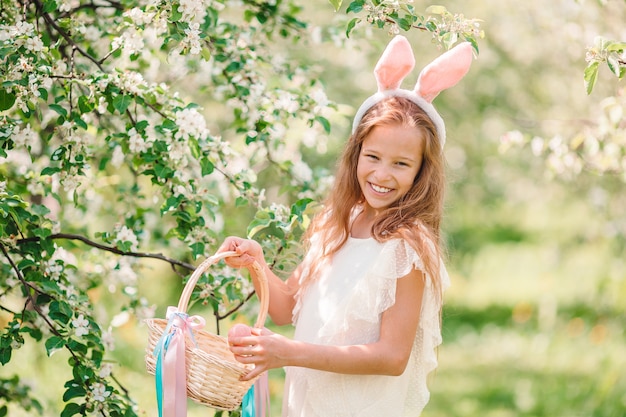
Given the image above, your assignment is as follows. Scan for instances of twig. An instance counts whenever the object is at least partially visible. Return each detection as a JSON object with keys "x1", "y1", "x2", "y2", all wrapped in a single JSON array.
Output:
[{"x1": 16, "y1": 233, "x2": 196, "y2": 271}]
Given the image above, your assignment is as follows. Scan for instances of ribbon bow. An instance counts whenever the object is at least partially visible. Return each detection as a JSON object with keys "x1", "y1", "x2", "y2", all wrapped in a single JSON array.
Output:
[{"x1": 153, "y1": 306, "x2": 205, "y2": 417}]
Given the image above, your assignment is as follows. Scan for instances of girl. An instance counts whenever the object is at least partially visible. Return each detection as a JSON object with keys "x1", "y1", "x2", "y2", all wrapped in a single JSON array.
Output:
[{"x1": 219, "y1": 35, "x2": 473, "y2": 417}]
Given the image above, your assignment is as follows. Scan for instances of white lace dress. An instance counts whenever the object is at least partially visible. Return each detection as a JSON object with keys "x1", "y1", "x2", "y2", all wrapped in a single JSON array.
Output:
[{"x1": 282, "y1": 236, "x2": 450, "y2": 417}]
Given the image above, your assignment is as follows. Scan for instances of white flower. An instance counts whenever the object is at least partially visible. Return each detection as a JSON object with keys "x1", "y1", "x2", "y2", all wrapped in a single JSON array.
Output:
[
  {"x1": 101, "y1": 329, "x2": 115, "y2": 351},
  {"x1": 45, "y1": 262, "x2": 63, "y2": 280},
  {"x1": 90, "y1": 383, "x2": 111, "y2": 402},
  {"x1": 111, "y1": 29, "x2": 144, "y2": 56},
  {"x1": 116, "y1": 225, "x2": 139, "y2": 251},
  {"x1": 275, "y1": 92, "x2": 299, "y2": 113},
  {"x1": 25, "y1": 35, "x2": 43, "y2": 52},
  {"x1": 125, "y1": 7, "x2": 154, "y2": 25},
  {"x1": 111, "y1": 259, "x2": 137, "y2": 286},
  {"x1": 167, "y1": 140, "x2": 188, "y2": 164},
  {"x1": 127, "y1": 128, "x2": 149, "y2": 153},
  {"x1": 111, "y1": 311, "x2": 130, "y2": 327},
  {"x1": 183, "y1": 23, "x2": 202, "y2": 55},
  {"x1": 72, "y1": 314, "x2": 90, "y2": 337},
  {"x1": 178, "y1": 0, "x2": 207, "y2": 24},
  {"x1": 96, "y1": 96, "x2": 108, "y2": 114},
  {"x1": 15, "y1": 21, "x2": 35, "y2": 36},
  {"x1": 310, "y1": 88, "x2": 329, "y2": 113},
  {"x1": 99, "y1": 363, "x2": 113, "y2": 378},
  {"x1": 174, "y1": 108, "x2": 209, "y2": 140},
  {"x1": 11, "y1": 124, "x2": 38, "y2": 148},
  {"x1": 291, "y1": 160, "x2": 313, "y2": 183},
  {"x1": 111, "y1": 145, "x2": 125, "y2": 167},
  {"x1": 61, "y1": 172, "x2": 82, "y2": 194}
]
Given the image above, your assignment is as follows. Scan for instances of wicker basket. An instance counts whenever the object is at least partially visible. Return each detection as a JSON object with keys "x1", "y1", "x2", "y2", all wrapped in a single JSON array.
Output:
[{"x1": 145, "y1": 251, "x2": 269, "y2": 411}]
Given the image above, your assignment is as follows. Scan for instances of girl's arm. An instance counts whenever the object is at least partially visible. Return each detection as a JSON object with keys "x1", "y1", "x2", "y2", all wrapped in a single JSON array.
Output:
[
  {"x1": 218, "y1": 236, "x2": 301, "y2": 326},
  {"x1": 230, "y1": 267, "x2": 426, "y2": 380}
]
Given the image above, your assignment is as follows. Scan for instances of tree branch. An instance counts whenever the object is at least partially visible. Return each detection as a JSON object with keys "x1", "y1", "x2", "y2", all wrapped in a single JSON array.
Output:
[
  {"x1": 16, "y1": 233, "x2": 196, "y2": 271},
  {"x1": 32, "y1": 0, "x2": 105, "y2": 71}
]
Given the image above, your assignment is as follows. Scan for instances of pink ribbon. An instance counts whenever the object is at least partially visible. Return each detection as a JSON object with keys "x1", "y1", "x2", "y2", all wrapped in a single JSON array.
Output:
[{"x1": 154, "y1": 307, "x2": 205, "y2": 417}]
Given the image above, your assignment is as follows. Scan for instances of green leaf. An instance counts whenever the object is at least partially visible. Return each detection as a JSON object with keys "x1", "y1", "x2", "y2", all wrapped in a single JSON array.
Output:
[
  {"x1": 153, "y1": 163, "x2": 174, "y2": 179},
  {"x1": 72, "y1": 114, "x2": 88, "y2": 130},
  {"x1": 606, "y1": 42, "x2": 626, "y2": 52},
  {"x1": 45, "y1": 336, "x2": 65, "y2": 356},
  {"x1": 17, "y1": 258, "x2": 36, "y2": 270},
  {"x1": 135, "y1": 119, "x2": 149, "y2": 131},
  {"x1": 38, "y1": 88, "x2": 48, "y2": 101},
  {"x1": 291, "y1": 198, "x2": 314, "y2": 219},
  {"x1": 43, "y1": 0, "x2": 58, "y2": 13},
  {"x1": 190, "y1": 242, "x2": 205, "y2": 258},
  {"x1": 200, "y1": 157, "x2": 214, "y2": 175},
  {"x1": 584, "y1": 61, "x2": 599, "y2": 94},
  {"x1": 66, "y1": 339, "x2": 88, "y2": 355},
  {"x1": 113, "y1": 94, "x2": 132, "y2": 114},
  {"x1": 315, "y1": 116, "x2": 331, "y2": 133},
  {"x1": 0, "y1": 89, "x2": 16, "y2": 111},
  {"x1": 0, "y1": 345, "x2": 12, "y2": 365},
  {"x1": 20, "y1": 326, "x2": 43, "y2": 341},
  {"x1": 346, "y1": 18, "x2": 360, "y2": 38},
  {"x1": 329, "y1": 0, "x2": 342, "y2": 11},
  {"x1": 49, "y1": 103, "x2": 68, "y2": 117},
  {"x1": 61, "y1": 402, "x2": 82, "y2": 417},
  {"x1": 607, "y1": 53, "x2": 622, "y2": 77},
  {"x1": 41, "y1": 166, "x2": 61, "y2": 176},
  {"x1": 396, "y1": 17, "x2": 412, "y2": 31},
  {"x1": 346, "y1": 1, "x2": 363, "y2": 14},
  {"x1": 63, "y1": 384, "x2": 86, "y2": 401},
  {"x1": 49, "y1": 300, "x2": 73, "y2": 324},
  {"x1": 33, "y1": 227, "x2": 52, "y2": 239},
  {"x1": 161, "y1": 118, "x2": 177, "y2": 131},
  {"x1": 77, "y1": 95, "x2": 94, "y2": 114},
  {"x1": 201, "y1": 47, "x2": 212, "y2": 61},
  {"x1": 162, "y1": 195, "x2": 184, "y2": 213},
  {"x1": 39, "y1": 279, "x2": 62, "y2": 294}
]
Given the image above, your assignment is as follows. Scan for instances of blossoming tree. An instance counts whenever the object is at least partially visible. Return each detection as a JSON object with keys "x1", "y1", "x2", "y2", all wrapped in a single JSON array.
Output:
[{"x1": 0, "y1": 0, "x2": 483, "y2": 415}]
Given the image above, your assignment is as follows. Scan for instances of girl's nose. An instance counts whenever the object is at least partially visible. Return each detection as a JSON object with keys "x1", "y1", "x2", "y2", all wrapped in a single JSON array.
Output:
[{"x1": 373, "y1": 165, "x2": 392, "y2": 181}]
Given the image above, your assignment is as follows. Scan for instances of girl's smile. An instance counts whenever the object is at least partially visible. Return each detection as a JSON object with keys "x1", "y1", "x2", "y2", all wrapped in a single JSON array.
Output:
[{"x1": 357, "y1": 123, "x2": 425, "y2": 215}]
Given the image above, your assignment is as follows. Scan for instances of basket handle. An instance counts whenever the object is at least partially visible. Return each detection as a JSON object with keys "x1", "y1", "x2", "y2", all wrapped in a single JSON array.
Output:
[{"x1": 176, "y1": 251, "x2": 269, "y2": 329}]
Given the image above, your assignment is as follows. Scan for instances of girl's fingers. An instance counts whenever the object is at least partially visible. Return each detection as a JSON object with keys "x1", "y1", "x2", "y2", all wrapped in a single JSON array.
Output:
[{"x1": 241, "y1": 366, "x2": 263, "y2": 381}]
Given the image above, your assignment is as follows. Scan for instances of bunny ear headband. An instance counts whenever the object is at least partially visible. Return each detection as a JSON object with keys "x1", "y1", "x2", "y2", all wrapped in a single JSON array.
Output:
[{"x1": 352, "y1": 35, "x2": 474, "y2": 148}]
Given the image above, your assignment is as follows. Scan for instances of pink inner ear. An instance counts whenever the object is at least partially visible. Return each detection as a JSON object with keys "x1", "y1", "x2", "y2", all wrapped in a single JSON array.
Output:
[
  {"x1": 374, "y1": 36, "x2": 416, "y2": 91},
  {"x1": 416, "y1": 42, "x2": 473, "y2": 102}
]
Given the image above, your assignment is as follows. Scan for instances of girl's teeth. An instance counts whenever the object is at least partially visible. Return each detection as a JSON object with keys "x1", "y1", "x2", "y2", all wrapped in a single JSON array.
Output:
[{"x1": 371, "y1": 184, "x2": 391, "y2": 193}]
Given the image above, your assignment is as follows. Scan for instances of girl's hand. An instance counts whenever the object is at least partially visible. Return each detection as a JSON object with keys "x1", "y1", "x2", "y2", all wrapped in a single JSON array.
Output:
[
  {"x1": 228, "y1": 327, "x2": 291, "y2": 381},
  {"x1": 218, "y1": 236, "x2": 263, "y2": 269}
]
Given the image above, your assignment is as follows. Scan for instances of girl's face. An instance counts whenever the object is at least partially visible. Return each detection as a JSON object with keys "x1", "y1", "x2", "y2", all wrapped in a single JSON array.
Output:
[{"x1": 357, "y1": 123, "x2": 425, "y2": 214}]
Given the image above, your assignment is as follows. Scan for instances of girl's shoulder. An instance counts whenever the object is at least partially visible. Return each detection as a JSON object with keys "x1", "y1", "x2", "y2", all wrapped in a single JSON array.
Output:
[{"x1": 378, "y1": 237, "x2": 449, "y2": 288}]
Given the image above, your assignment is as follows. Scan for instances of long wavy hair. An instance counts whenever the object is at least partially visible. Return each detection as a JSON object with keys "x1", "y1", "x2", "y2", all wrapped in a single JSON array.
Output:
[{"x1": 301, "y1": 96, "x2": 446, "y2": 300}]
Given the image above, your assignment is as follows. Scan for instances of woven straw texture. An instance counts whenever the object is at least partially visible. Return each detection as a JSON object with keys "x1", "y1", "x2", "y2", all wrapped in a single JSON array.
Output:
[{"x1": 145, "y1": 251, "x2": 269, "y2": 411}]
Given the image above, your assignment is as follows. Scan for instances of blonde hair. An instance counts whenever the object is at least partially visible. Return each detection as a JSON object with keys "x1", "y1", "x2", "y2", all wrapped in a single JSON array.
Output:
[{"x1": 302, "y1": 96, "x2": 445, "y2": 299}]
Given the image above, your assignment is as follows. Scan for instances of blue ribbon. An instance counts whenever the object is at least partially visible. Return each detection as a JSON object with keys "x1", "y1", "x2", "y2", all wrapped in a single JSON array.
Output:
[
  {"x1": 242, "y1": 385, "x2": 256, "y2": 417},
  {"x1": 153, "y1": 329, "x2": 173, "y2": 417},
  {"x1": 153, "y1": 312, "x2": 197, "y2": 417}
]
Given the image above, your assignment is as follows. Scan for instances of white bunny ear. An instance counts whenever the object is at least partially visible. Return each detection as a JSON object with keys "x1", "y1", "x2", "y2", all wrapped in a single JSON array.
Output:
[
  {"x1": 374, "y1": 35, "x2": 416, "y2": 91},
  {"x1": 415, "y1": 42, "x2": 474, "y2": 102}
]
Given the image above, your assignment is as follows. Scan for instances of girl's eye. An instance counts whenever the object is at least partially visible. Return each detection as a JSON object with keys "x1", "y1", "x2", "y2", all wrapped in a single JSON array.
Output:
[
  {"x1": 396, "y1": 161, "x2": 409, "y2": 167},
  {"x1": 365, "y1": 154, "x2": 379, "y2": 160}
]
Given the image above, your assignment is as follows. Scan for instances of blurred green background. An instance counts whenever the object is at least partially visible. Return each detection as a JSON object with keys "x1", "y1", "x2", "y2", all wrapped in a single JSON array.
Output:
[{"x1": 4, "y1": 1, "x2": 626, "y2": 416}]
